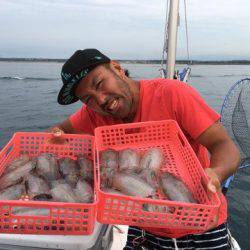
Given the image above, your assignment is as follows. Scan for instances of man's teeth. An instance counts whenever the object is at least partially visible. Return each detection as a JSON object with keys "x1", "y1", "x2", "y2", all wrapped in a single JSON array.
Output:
[{"x1": 109, "y1": 99, "x2": 117, "y2": 110}]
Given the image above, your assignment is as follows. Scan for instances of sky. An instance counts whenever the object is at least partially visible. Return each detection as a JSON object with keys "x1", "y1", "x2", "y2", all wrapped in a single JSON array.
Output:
[{"x1": 0, "y1": 0, "x2": 250, "y2": 60}]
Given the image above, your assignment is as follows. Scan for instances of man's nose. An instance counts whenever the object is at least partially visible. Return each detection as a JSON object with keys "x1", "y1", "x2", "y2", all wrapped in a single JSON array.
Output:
[{"x1": 96, "y1": 92, "x2": 107, "y2": 106}]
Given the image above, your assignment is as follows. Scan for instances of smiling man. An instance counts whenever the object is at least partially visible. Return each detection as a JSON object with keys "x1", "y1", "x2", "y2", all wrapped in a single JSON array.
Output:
[{"x1": 51, "y1": 49, "x2": 240, "y2": 250}]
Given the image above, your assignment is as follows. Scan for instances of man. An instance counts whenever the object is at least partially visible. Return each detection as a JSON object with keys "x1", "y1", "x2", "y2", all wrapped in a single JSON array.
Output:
[{"x1": 51, "y1": 49, "x2": 240, "y2": 249}]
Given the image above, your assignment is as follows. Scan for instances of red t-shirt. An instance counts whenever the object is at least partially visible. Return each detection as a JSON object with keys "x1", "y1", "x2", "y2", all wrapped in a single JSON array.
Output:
[{"x1": 70, "y1": 78, "x2": 227, "y2": 238}]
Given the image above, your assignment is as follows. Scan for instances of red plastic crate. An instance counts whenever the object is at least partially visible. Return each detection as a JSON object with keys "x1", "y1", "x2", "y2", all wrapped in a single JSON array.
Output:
[
  {"x1": 95, "y1": 120, "x2": 221, "y2": 231},
  {"x1": 0, "y1": 132, "x2": 96, "y2": 235}
]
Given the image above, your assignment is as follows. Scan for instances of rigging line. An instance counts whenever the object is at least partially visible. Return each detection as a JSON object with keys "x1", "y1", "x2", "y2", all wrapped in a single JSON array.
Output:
[
  {"x1": 161, "y1": 0, "x2": 170, "y2": 72},
  {"x1": 184, "y1": 0, "x2": 191, "y2": 64}
]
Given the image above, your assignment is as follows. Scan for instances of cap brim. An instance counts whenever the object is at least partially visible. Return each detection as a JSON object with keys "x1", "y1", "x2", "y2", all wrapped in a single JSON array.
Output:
[{"x1": 57, "y1": 84, "x2": 79, "y2": 105}]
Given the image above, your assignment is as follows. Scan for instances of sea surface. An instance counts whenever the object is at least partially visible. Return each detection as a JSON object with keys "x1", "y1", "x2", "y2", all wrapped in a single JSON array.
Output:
[{"x1": 0, "y1": 61, "x2": 249, "y2": 248}]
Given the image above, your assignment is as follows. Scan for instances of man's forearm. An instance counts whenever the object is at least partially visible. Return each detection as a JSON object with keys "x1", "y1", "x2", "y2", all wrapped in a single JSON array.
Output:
[{"x1": 208, "y1": 140, "x2": 240, "y2": 184}]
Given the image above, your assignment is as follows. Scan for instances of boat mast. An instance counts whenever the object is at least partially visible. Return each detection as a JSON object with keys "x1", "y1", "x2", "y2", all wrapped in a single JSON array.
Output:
[{"x1": 166, "y1": 0, "x2": 179, "y2": 79}]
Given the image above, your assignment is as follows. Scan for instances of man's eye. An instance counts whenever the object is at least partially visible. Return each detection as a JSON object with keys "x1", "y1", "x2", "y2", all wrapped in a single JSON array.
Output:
[
  {"x1": 96, "y1": 81, "x2": 102, "y2": 90},
  {"x1": 85, "y1": 98, "x2": 91, "y2": 104},
  {"x1": 81, "y1": 97, "x2": 90, "y2": 104}
]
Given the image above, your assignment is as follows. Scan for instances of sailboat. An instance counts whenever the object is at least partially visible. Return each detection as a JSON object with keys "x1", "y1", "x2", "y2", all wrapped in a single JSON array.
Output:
[{"x1": 161, "y1": 1, "x2": 241, "y2": 249}]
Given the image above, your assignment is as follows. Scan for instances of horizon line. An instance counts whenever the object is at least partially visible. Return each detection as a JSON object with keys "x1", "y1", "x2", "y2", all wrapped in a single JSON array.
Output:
[{"x1": 1, "y1": 57, "x2": 250, "y2": 65}]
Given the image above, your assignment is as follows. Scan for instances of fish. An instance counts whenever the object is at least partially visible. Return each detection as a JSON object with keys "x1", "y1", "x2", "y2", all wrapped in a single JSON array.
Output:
[
  {"x1": 77, "y1": 156, "x2": 94, "y2": 182},
  {"x1": 11, "y1": 207, "x2": 51, "y2": 228},
  {"x1": 0, "y1": 184, "x2": 25, "y2": 200},
  {"x1": 5, "y1": 154, "x2": 30, "y2": 174},
  {"x1": 50, "y1": 179, "x2": 67, "y2": 188},
  {"x1": 100, "y1": 149, "x2": 118, "y2": 169},
  {"x1": 24, "y1": 173, "x2": 50, "y2": 199},
  {"x1": 100, "y1": 149, "x2": 119, "y2": 188},
  {"x1": 111, "y1": 175, "x2": 167, "y2": 213},
  {"x1": 102, "y1": 188, "x2": 126, "y2": 196},
  {"x1": 101, "y1": 188, "x2": 127, "y2": 209},
  {"x1": 112, "y1": 173, "x2": 156, "y2": 198},
  {"x1": 118, "y1": 148, "x2": 140, "y2": 173},
  {"x1": 32, "y1": 193, "x2": 53, "y2": 201},
  {"x1": 138, "y1": 148, "x2": 164, "y2": 188},
  {"x1": 58, "y1": 157, "x2": 79, "y2": 187},
  {"x1": 159, "y1": 172, "x2": 197, "y2": 203},
  {"x1": 100, "y1": 167, "x2": 115, "y2": 188},
  {"x1": 0, "y1": 161, "x2": 35, "y2": 190},
  {"x1": 143, "y1": 203, "x2": 171, "y2": 213},
  {"x1": 139, "y1": 148, "x2": 164, "y2": 172},
  {"x1": 36, "y1": 153, "x2": 59, "y2": 181},
  {"x1": 139, "y1": 169, "x2": 159, "y2": 189},
  {"x1": 50, "y1": 183, "x2": 79, "y2": 203},
  {"x1": 12, "y1": 207, "x2": 51, "y2": 216},
  {"x1": 74, "y1": 179, "x2": 93, "y2": 203}
]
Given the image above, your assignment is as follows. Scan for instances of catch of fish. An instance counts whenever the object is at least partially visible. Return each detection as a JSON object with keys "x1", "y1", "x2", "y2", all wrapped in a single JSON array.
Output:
[
  {"x1": 0, "y1": 153, "x2": 94, "y2": 204},
  {"x1": 0, "y1": 146, "x2": 197, "y2": 219},
  {"x1": 100, "y1": 147, "x2": 198, "y2": 211}
]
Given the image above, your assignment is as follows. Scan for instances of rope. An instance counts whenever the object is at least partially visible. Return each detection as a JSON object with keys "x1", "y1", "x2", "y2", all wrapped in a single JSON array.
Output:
[
  {"x1": 172, "y1": 238, "x2": 179, "y2": 249},
  {"x1": 160, "y1": 0, "x2": 170, "y2": 78},
  {"x1": 184, "y1": 0, "x2": 191, "y2": 64}
]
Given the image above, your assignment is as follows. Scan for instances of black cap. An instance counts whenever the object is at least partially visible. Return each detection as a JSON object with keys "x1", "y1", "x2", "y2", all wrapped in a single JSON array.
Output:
[{"x1": 57, "y1": 49, "x2": 110, "y2": 105}]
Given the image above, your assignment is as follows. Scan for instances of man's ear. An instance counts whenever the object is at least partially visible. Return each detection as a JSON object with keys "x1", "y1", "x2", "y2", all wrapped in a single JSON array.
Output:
[{"x1": 110, "y1": 60, "x2": 126, "y2": 78}]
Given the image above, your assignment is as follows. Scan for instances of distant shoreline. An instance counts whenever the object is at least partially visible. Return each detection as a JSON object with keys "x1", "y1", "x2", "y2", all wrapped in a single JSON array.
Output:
[{"x1": 1, "y1": 58, "x2": 250, "y2": 65}]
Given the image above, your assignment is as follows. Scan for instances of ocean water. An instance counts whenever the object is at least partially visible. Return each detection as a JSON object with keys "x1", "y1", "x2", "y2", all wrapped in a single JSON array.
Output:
[{"x1": 0, "y1": 61, "x2": 249, "y2": 248}]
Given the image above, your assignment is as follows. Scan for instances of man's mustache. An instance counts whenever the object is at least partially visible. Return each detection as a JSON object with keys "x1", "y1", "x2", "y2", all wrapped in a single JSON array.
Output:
[{"x1": 100, "y1": 95, "x2": 118, "y2": 111}]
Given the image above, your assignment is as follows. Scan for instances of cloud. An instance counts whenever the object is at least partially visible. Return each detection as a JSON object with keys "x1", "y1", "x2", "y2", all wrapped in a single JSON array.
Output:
[{"x1": 0, "y1": 0, "x2": 250, "y2": 59}]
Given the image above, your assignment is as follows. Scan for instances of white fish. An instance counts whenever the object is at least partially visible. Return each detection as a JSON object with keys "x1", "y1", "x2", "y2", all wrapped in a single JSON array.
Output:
[
  {"x1": 25, "y1": 173, "x2": 50, "y2": 198},
  {"x1": 0, "y1": 161, "x2": 35, "y2": 190},
  {"x1": 74, "y1": 179, "x2": 93, "y2": 203},
  {"x1": 102, "y1": 188, "x2": 125, "y2": 196},
  {"x1": 160, "y1": 172, "x2": 197, "y2": 203},
  {"x1": 139, "y1": 169, "x2": 159, "y2": 189},
  {"x1": 51, "y1": 183, "x2": 79, "y2": 203},
  {"x1": 100, "y1": 149, "x2": 118, "y2": 188},
  {"x1": 140, "y1": 148, "x2": 164, "y2": 172},
  {"x1": 51, "y1": 179, "x2": 67, "y2": 188},
  {"x1": 77, "y1": 156, "x2": 94, "y2": 181},
  {"x1": 138, "y1": 148, "x2": 164, "y2": 189},
  {"x1": 118, "y1": 148, "x2": 140, "y2": 173},
  {"x1": 5, "y1": 154, "x2": 30, "y2": 174},
  {"x1": 36, "y1": 153, "x2": 59, "y2": 181},
  {"x1": 0, "y1": 184, "x2": 25, "y2": 200},
  {"x1": 112, "y1": 173, "x2": 155, "y2": 198},
  {"x1": 58, "y1": 157, "x2": 79, "y2": 187}
]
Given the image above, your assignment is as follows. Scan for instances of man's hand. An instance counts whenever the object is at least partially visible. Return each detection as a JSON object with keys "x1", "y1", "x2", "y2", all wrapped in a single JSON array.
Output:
[
  {"x1": 46, "y1": 126, "x2": 67, "y2": 144},
  {"x1": 47, "y1": 126, "x2": 65, "y2": 135},
  {"x1": 205, "y1": 168, "x2": 222, "y2": 197},
  {"x1": 205, "y1": 167, "x2": 222, "y2": 231}
]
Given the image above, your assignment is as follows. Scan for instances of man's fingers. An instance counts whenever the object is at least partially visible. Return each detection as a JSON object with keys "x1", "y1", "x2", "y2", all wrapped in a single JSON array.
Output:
[
  {"x1": 47, "y1": 127, "x2": 67, "y2": 144},
  {"x1": 204, "y1": 168, "x2": 222, "y2": 232},
  {"x1": 53, "y1": 130, "x2": 63, "y2": 137},
  {"x1": 207, "y1": 181, "x2": 217, "y2": 193}
]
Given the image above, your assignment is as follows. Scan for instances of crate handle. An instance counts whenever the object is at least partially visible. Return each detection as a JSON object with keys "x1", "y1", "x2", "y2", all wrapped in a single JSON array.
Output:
[
  {"x1": 178, "y1": 132, "x2": 186, "y2": 147},
  {"x1": 124, "y1": 127, "x2": 147, "y2": 135},
  {"x1": 5, "y1": 143, "x2": 14, "y2": 157}
]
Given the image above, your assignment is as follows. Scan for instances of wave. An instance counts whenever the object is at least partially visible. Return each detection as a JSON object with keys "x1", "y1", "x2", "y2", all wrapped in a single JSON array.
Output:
[
  {"x1": 218, "y1": 74, "x2": 250, "y2": 77},
  {"x1": 0, "y1": 76, "x2": 58, "y2": 81},
  {"x1": 191, "y1": 74, "x2": 250, "y2": 78},
  {"x1": 191, "y1": 75, "x2": 203, "y2": 78}
]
